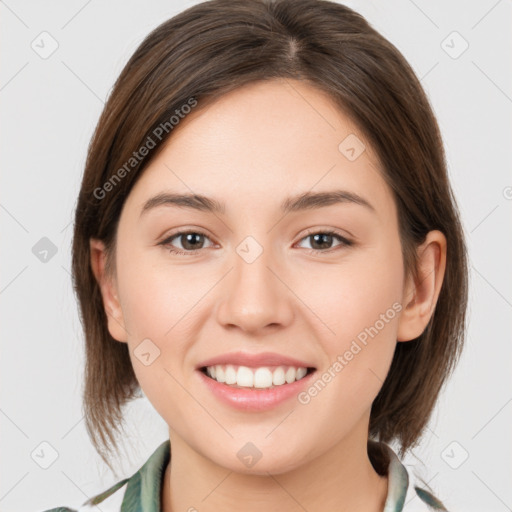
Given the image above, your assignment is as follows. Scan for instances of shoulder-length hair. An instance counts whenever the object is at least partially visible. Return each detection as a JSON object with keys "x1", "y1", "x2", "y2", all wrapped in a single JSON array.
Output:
[{"x1": 71, "y1": 0, "x2": 468, "y2": 472}]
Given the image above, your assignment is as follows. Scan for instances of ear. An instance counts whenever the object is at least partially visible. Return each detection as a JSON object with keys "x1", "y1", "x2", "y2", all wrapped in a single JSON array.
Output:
[
  {"x1": 89, "y1": 238, "x2": 128, "y2": 343},
  {"x1": 397, "y1": 230, "x2": 447, "y2": 342}
]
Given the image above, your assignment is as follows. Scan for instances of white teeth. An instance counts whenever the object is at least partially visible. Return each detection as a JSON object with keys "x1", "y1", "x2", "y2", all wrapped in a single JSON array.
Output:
[
  {"x1": 296, "y1": 367, "x2": 307, "y2": 380},
  {"x1": 225, "y1": 365, "x2": 237, "y2": 385},
  {"x1": 204, "y1": 364, "x2": 310, "y2": 389},
  {"x1": 254, "y1": 367, "x2": 273, "y2": 388},
  {"x1": 237, "y1": 366, "x2": 254, "y2": 387},
  {"x1": 272, "y1": 366, "x2": 285, "y2": 385},
  {"x1": 285, "y1": 367, "x2": 296, "y2": 384},
  {"x1": 214, "y1": 366, "x2": 225, "y2": 383}
]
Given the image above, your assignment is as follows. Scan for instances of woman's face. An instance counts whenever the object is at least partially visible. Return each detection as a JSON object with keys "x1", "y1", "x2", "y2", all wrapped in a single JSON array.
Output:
[{"x1": 105, "y1": 79, "x2": 411, "y2": 474}]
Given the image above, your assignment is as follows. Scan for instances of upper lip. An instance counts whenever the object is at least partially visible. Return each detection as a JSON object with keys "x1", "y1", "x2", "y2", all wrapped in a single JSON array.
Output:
[{"x1": 196, "y1": 351, "x2": 316, "y2": 370}]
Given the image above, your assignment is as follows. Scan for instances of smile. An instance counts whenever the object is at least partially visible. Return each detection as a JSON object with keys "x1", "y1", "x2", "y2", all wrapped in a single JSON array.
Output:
[{"x1": 201, "y1": 364, "x2": 314, "y2": 389}]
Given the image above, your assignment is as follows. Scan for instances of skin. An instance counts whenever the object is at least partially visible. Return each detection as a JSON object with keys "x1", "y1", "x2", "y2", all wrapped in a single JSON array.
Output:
[{"x1": 90, "y1": 78, "x2": 447, "y2": 512}]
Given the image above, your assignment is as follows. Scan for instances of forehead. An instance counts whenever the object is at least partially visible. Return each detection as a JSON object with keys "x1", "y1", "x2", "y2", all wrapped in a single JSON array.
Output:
[{"x1": 123, "y1": 79, "x2": 396, "y2": 224}]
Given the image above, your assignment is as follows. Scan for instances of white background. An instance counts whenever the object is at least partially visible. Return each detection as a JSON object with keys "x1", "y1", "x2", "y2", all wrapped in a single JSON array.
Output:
[{"x1": 1, "y1": 0, "x2": 511, "y2": 510}]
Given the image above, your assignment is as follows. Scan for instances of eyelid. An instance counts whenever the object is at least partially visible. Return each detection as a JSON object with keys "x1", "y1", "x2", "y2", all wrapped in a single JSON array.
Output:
[
  {"x1": 158, "y1": 228, "x2": 216, "y2": 251},
  {"x1": 298, "y1": 226, "x2": 353, "y2": 243},
  {"x1": 159, "y1": 226, "x2": 354, "y2": 256},
  {"x1": 158, "y1": 225, "x2": 216, "y2": 243},
  {"x1": 295, "y1": 228, "x2": 353, "y2": 252}
]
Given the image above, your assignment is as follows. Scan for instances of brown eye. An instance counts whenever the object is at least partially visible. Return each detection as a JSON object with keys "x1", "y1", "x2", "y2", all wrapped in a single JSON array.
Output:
[
  {"x1": 296, "y1": 230, "x2": 353, "y2": 253},
  {"x1": 160, "y1": 231, "x2": 214, "y2": 255}
]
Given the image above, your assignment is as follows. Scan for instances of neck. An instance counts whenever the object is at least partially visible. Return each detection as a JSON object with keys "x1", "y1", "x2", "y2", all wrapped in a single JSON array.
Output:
[{"x1": 161, "y1": 425, "x2": 389, "y2": 512}]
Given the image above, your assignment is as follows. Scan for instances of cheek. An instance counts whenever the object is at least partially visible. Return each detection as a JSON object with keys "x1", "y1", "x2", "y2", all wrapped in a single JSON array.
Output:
[
  {"x1": 299, "y1": 242, "x2": 404, "y2": 401},
  {"x1": 116, "y1": 247, "x2": 196, "y2": 338},
  {"x1": 302, "y1": 243, "x2": 404, "y2": 345},
  {"x1": 114, "y1": 249, "x2": 196, "y2": 391},
  {"x1": 115, "y1": 250, "x2": 200, "y2": 420}
]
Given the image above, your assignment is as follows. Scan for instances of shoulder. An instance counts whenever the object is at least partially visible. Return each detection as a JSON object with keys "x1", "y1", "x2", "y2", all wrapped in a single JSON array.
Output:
[
  {"x1": 40, "y1": 478, "x2": 129, "y2": 512},
  {"x1": 40, "y1": 509, "x2": 78, "y2": 512},
  {"x1": 406, "y1": 476, "x2": 449, "y2": 511},
  {"x1": 76, "y1": 478, "x2": 129, "y2": 511},
  {"x1": 40, "y1": 440, "x2": 170, "y2": 512},
  {"x1": 371, "y1": 440, "x2": 449, "y2": 512}
]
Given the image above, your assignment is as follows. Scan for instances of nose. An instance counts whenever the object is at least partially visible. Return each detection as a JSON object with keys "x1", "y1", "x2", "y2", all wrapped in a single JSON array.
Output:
[{"x1": 215, "y1": 244, "x2": 295, "y2": 335}]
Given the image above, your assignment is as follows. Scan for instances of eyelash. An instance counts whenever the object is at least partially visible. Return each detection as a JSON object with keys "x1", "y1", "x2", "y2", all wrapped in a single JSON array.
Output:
[{"x1": 159, "y1": 228, "x2": 353, "y2": 256}]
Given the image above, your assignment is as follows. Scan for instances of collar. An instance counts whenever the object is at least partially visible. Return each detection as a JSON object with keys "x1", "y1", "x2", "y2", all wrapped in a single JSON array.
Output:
[{"x1": 80, "y1": 438, "x2": 444, "y2": 511}]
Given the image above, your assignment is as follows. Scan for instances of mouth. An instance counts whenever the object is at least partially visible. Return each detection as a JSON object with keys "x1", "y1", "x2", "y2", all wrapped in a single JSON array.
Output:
[{"x1": 199, "y1": 364, "x2": 317, "y2": 390}]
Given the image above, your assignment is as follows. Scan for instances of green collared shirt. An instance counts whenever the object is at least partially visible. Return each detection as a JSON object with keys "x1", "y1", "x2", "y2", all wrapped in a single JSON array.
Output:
[{"x1": 43, "y1": 440, "x2": 448, "y2": 511}]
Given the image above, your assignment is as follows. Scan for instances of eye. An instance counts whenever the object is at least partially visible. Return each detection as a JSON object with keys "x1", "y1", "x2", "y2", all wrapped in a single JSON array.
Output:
[
  {"x1": 159, "y1": 230, "x2": 214, "y2": 255},
  {"x1": 296, "y1": 229, "x2": 353, "y2": 254},
  {"x1": 159, "y1": 228, "x2": 353, "y2": 256}
]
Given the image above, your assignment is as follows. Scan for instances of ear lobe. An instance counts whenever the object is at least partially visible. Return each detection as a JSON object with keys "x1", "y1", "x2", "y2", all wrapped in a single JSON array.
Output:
[
  {"x1": 89, "y1": 238, "x2": 128, "y2": 343},
  {"x1": 397, "y1": 230, "x2": 447, "y2": 342}
]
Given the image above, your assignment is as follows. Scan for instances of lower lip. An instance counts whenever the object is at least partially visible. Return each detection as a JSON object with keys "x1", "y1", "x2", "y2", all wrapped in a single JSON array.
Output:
[{"x1": 197, "y1": 369, "x2": 316, "y2": 411}]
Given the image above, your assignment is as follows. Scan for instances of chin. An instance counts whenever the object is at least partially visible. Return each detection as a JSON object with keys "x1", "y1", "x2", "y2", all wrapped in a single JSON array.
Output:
[{"x1": 210, "y1": 447, "x2": 308, "y2": 476}]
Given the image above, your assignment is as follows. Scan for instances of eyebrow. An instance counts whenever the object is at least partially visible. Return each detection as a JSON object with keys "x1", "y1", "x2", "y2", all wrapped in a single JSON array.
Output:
[{"x1": 140, "y1": 189, "x2": 376, "y2": 217}]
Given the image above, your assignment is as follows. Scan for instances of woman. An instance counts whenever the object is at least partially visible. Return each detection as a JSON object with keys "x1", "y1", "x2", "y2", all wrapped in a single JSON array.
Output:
[{"x1": 44, "y1": 0, "x2": 468, "y2": 510}]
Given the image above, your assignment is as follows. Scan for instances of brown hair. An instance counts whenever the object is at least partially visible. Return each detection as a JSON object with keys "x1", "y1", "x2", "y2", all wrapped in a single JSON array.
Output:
[{"x1": 71, "y1": 0, "x2": 468, "y2": 472}]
